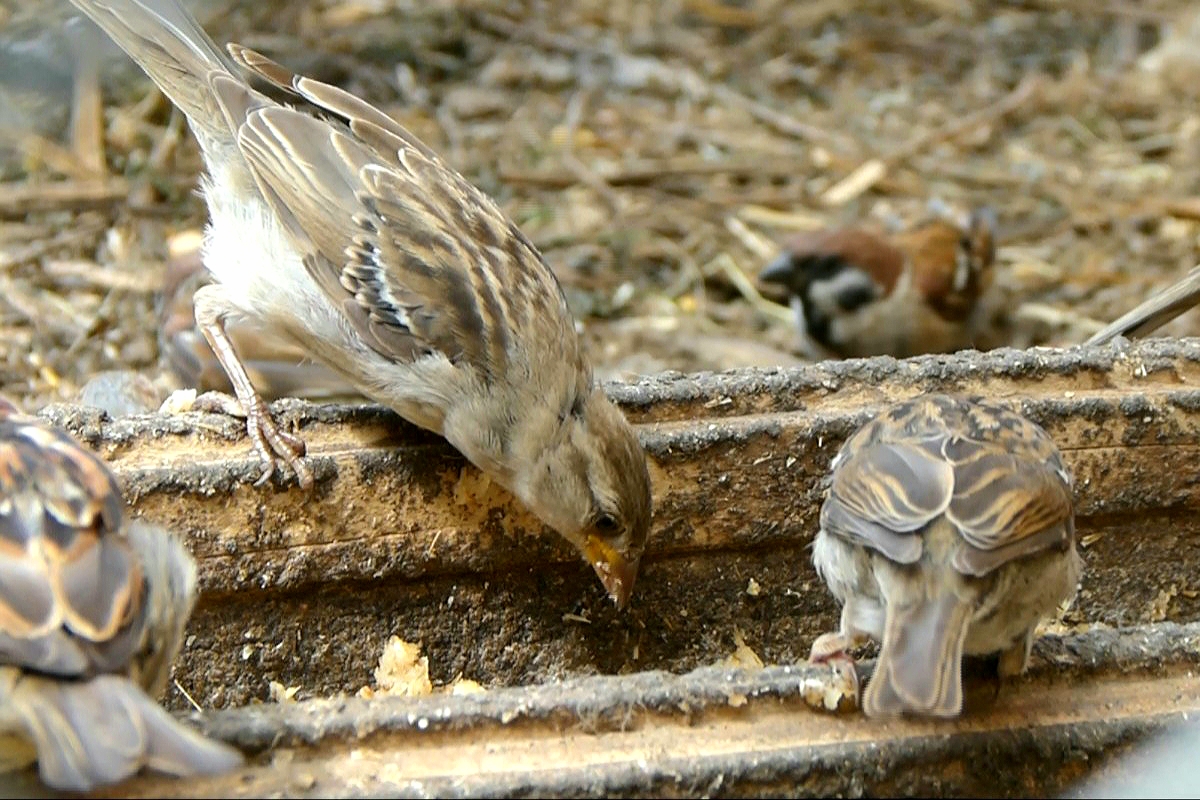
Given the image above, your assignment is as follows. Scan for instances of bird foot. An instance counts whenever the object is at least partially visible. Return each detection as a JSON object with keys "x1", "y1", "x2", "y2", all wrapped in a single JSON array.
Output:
[
  {"x1": 194, "y1": 391, "x2": 312, "y2": 488},
  {"x1": 808, "y1": 632, "x2": 862, "y2": 699}
]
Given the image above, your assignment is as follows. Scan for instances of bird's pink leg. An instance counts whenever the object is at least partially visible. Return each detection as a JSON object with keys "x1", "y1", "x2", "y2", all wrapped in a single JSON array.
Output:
[{"x1": 192, "y1": 285, "x2": 312, "y2": 488}]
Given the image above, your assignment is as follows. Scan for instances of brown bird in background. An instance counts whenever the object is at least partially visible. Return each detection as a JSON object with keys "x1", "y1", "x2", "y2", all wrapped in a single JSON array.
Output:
[
  {"x1": 759, "y1": 209, "x2": 998, "y2": 359},
  {"x1": 809, "y1": 394, "x2": 1080, "y2": 717},
  {"x1": 1086, "y1": 264, "x2": 1200, "y2": 346},
  {"x1": 70, "y1": 0, "x2": 652, "y2": 608},
  {"x1": 0, "y1": 397, "x2": 242, "y2": 791}
]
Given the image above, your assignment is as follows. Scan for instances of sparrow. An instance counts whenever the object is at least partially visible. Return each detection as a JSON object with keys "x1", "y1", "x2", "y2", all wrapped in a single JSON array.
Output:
[
  {"x1": 809, "y1": 394, "x2": 1080, "y2": 717},
  {"x1": 758, "y1": 209, "x2": 998, "y2": 359},
  {"x1": 70, "y1": 0, "x2": 652, "y2": 607},
  {"x1": 1086, "y1": 265, "x2": 1200, "y2": 346},
  {"x1": 0, "y1": 396, "x2": 242, "y2": 791},
  {"x1": 158, "y1": 233, "x2": 362, "y2": 401}
]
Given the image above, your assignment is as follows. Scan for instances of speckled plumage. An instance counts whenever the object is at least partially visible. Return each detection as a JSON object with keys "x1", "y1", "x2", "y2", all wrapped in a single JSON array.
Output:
[
  {"x1": 809, "y1": 394, "x2": 1080, "y2": 717},
  {"x1": 70, "y1": 0, "x2": 652, "y2": 607},
  {"x1": 0, "y1": 397, "x2": 241, "y2": 790},
  {"x1": 759, "y1": 210, "x2": 997, "y2": 359}
]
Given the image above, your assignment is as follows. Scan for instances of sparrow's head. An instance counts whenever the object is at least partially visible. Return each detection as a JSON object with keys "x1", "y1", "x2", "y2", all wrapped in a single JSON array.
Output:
[
  {"x1": 906, "y1": 206, "x2": 997, "y2": 321},
  {"x1": 512, "y1": 386, "x2": 652, "y2": 609},
  {"x1": 758, "y1": 228, "x2": 903, "y2": 352}
]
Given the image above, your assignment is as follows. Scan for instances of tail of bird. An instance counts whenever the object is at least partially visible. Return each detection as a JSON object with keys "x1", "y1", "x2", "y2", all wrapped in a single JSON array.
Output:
[
  {"x1": 863, "y1": 592, "x2": 973, "y2": 717},
  {"x1": 6, "y1": 672, "x2": 242, "y2": 791},
  {"x1": 67, "y1": 0, "x2": 243, "y2": 147}
]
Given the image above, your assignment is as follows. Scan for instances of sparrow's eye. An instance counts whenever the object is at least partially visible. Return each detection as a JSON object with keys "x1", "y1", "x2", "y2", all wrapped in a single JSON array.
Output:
[{"x1": 594, "y1": 513, "x2": 621, "y2": 537}]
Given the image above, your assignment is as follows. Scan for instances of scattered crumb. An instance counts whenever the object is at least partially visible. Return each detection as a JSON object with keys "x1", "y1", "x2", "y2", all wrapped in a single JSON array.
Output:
[
  {"x1": 269, "y1": 680, "x2": 301, "y2": 703},
  {"x1": 800, "y1": 662, "x2": 859, "y2": 713},
  {"x1": 1149, "y1": 584, "x2": 1178, "y2": 623},
  {"x1": 723, "y1": 628, "x2": 764, "y2": 670},
  {"x1": 357, "y1": 637, "x2": 488, "y2": 699},
  {"x1": 159, "y1": 388, "x2": 198, "y2": 414},
  {"x1": 1036, "y1": 619, "x2": 1112, "y2": 637},
  {"x1": 446, "y1": 675, "x2": 487, "y2": 696},
  {"x1": 359, "y1": 636, "x2": 433, "y2": 699},
  {"x1": 746, "y1": 578, "x2": 762, "y2": 597}
]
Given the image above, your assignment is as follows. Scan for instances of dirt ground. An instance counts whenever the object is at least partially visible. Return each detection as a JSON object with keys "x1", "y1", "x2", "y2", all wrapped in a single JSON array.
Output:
[{"x1": 2, "y1": 0, "x2": 1200, "y2": 410}]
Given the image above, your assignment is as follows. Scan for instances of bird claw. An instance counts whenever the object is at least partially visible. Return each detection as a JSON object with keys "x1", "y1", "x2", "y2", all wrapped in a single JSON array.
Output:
[
  {"x1": 244, "y1": 395, "x2": 311, "y2": 489},
  {"x1": 193, "y1": 391, "x2": 312, "y2": 488},
  {"x1": 808, "y1": 632, "x2": 863, "y2": 700},
  {"x1": 192, "y1": 390, "x2": 246, "y2": 418}
]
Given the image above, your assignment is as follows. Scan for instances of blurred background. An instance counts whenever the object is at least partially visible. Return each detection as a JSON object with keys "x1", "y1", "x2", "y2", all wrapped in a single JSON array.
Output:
[{"x1": 1, "y1": 0, "x2": 1199, "y2": 410}]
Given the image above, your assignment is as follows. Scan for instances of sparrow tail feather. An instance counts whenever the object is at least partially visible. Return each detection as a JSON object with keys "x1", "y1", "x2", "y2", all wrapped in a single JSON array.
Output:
[
  {"x1": 11, "y1": 673, "x2": 242, "y2": 792},
  {"x1": 864, "y1": 593, "x2": 972, "y2": 717}
]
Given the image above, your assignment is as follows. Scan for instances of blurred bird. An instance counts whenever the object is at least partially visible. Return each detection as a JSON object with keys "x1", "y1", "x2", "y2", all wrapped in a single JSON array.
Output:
[
  {"x1": 1086, "y1": 265, "x2": 1200, "y2": 346},
  {"x1": 810, "y1": 394, "x2": 1080, "y2": 717},
  {"x1": 69, "y1": 0, "x2": 652, "y2": 607},
  {"x1": 0, "y1": 396, "x2": 242, "y2": 791},
  {"x1": 759, "y1": 209, "x2": 998, "y2": 359}
]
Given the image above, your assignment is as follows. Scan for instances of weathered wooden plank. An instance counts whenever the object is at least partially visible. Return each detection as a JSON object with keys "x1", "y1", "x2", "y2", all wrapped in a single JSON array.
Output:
[
  {"x1": 74, "y1": 621, "x2": 1200, "y2": 799},
  {"x1": 35, "y1": 340, "x2": 1200, "y2": 711}
]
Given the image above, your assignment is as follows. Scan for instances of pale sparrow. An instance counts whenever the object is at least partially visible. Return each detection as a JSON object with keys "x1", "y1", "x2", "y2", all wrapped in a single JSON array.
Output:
[
  {"x1": 159, "y1": 234, "x2": 362, "y2": 401},
  {"x1": 70, "y1": 0, "x2": 652, "y2": 607},
  {"x1": 809, "y1": 394, "x2": 1080, "y2": 717},
  {"x1": 759, "y1": 209, "x2": 997, "y2": 359},
  {"x1": 0, "y1": 396, "x2": 242, "y2": 791}
]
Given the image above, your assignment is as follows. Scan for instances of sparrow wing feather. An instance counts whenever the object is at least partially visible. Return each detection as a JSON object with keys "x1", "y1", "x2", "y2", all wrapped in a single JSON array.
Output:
[{"x1": 208, "y1": 49, "x2": 579, "y2": 382}]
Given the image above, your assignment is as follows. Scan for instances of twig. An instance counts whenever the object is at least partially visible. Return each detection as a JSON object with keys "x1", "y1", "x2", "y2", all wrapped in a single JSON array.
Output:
[
  {"x1": 0, "y1": 179, "x2": 130, "y2": 218},
  {"x1": 43, "y1": 259, "x2": 164, "y2": 293},
  {"x1": 724, "y1": 215, "x2": 777, "y2": 261},
  {"x1": 887, "y1": 73, "x2": 1043, "y2": 166},
  {"x1": 1165, "y1": 199, "x2": 1200, "y2": 222},
  {"x1": 822, "y1": 73, "x2": 1043, "y2": 205},
  {"x1": 682, "y1": 0, "x2": 760, "y2": 28},
  {"x1": 174, "y1": 679, "x2": 203, "y2": 713},
  {"x1": 708, "y1": 84, "x2": 852, "y2": 150},
  {"x1": 736, "y1": 205, "x2": 827, "y2": 232},
  {"x1": 703, "y1": 252, "x2": 793, "y2": 325},
  {"x1": 502, "y1": 157, "x2": 817, "y2": 188},
  {"x1": 471, "y1": 10, "x2": 852, "y2": 151},
  {"x1": 560, "y1": 153, "x2": 626, "y2": 218},
  {"x1": 0, "y1": 221, "x2": 107, "y2": 271}
]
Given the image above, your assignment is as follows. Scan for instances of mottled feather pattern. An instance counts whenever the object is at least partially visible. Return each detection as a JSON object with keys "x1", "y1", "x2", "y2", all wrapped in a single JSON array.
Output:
[
  {"x1": 826, "y1": 394, "x2": 1073, "y2": 575},
  {"x1": 903, "y1": 208, "x2": 995, "y2": 322},
  {"x1": 811, "y1": 393, "x2": 1080, "y2": 717},
  {"x1": 0, "y1": 406, "x2": 139, "y2": 649},
  {"x1": 760, "y1": 209, "x2": 997, "y2": 359},
  {"x1": 223, "y1": 46, "x2": 580, "y2": 385},
  {"x1": 0, "y1": 398, "x2": 242, "y2": 789},
  {"x1": 69, "y1": 0, "x2": 651, "y2": 609},
  {"x1": 779, "y1": 228, "x2": 904, "y2": 297}
]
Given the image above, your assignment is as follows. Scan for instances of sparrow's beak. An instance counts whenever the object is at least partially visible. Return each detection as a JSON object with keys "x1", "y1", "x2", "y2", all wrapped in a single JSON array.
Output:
[
  {"x1": 758, "y1": 253, "x2": 794, "y2": 285},
  {"x1": 584, "y1": 536, "x2": 640, "y2": 610}
]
